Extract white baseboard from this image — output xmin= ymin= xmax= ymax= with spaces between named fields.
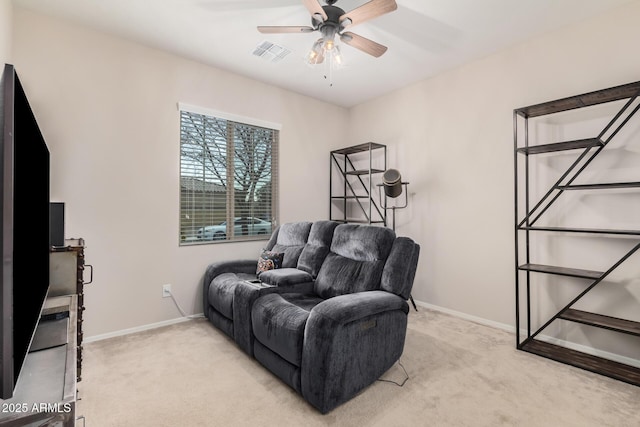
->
xmin=414 ymin=300 xmax=516 ymax=333
xmin=84 ymin=313 xmax=204 ymax=343
xmin=413 ymin=299 xmax=640 ymax=369
xmin=85 ymin=298 xmax=640 ymax=369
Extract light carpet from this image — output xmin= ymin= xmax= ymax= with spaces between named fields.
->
xmin=76 ymin=308 xmax=640 ymax=426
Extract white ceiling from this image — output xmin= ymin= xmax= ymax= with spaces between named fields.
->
xmin=15 ymin=0 xmax=637 ymax=108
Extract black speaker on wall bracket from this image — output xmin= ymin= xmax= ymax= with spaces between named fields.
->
xmin=50 ymin=202 xmax=65 ymax=247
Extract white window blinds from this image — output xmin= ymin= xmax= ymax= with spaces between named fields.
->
xmin=179 ymin=107 xmax=279 ymax=244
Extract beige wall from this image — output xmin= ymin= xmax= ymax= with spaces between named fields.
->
xmin=10 ymin=1 xmax=640 ymax=366
xmin=12 ymin=8 xmax=349 ymax=337
xmin=348 ymin=1 xmax=640 ymax=362
xmin=0 ymin=0 xmax=11 ymax=65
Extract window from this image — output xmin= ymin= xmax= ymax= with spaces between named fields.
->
xmin=179 ymin=105 xmax=279 ymax=244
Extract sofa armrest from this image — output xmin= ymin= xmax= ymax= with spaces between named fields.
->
xmin=202 ymin=259 xmax=258 ymax=313
xmin=301 ymin=291 xmax=409 ymax=413
xmin=310 ymin=290 xmax=409 ymax=324
xmin=203 ymin=259 xmax=257 ymax=286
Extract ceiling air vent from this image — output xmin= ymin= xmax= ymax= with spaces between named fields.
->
xmin=252 ymin=41 xmax=291 ymax=63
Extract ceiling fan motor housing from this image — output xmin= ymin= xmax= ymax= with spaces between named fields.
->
xmin=313 ymin=5 xmax=346 ymax=28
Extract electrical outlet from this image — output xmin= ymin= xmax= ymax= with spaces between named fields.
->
xmin=162 ymin=284 xmax=172 ymax=298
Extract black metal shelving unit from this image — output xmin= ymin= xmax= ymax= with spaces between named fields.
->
xmin=330 ymin=142 xmax=387 ymax=225
xmin=514 ymin=80 xmax=640 ymax=386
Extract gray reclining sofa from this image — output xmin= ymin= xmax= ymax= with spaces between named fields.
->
xmin=203 ymin=220 xmax=420 ymax=413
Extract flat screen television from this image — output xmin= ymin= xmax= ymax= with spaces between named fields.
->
xmin=0 ymin=64 xmax=51 ymax=399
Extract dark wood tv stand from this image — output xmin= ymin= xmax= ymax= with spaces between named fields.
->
xmin=0 ymin=295 xmax=77 ymax=426
xmin=50 ymin=238 xmax=91 ymax=382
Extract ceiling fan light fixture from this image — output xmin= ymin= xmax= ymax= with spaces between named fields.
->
xmin=332 ymin=45 xmax=343 ymax=66
xmin=306 ymin=38 xmax=325 ymax=65
xmin=323 ymin=38 xmax=335 ymax=50
xmin=306 ymin=35 xmax=345 ymax=69
xmin=306 ymin=21 xmax=341 ymax=66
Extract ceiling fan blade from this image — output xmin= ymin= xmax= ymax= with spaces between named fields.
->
xmin=257 ymin=26 xmax=315 ymax=34
xmin=340 ymin=32 xmax=388 ymax=57
xmin=340 ymin=0 xmax=397 ymax=28
xmin=302 ymin=0 xmax=328 ymax=22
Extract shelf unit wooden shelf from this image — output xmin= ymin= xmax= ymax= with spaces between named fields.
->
xmin=558 ymin=309 xmax=640 ymax=337
xmin=520 ymin=340 xmax=640 ymax=386
xmin=514 ymin=80 xmax=640 ymax=387
xmin=515 ymin=138 xmax=603 ymax=155
xmin=518 ymin=263 xmax=604 ymax=280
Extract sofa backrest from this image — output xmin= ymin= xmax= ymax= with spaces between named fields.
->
xmin=381 ymin=237 xmax=420 ymax=300
xmin=296 ymin=220 xmax=339 ymax=278
xmin=265 ymin=222 xmax=312 ymax=268
xmin=314 ymin=224 xmax=396 ymax=299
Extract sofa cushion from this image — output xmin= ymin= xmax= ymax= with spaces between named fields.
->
xmin=381 ymin=237 xmax=420 ymax=299
xmin=258 ymin=268 xmax=313 ymax=287
xmin=314 ymin=224 xmax=396 ymax=299
xmin=297 ymin=221 xmax=339 ymax=278
xmin=268 ymin=222 xmax=313 ymax=268
xmin=252 ymin=293 xmax=323 ymax=367
xmin=330 ymin=224 xmax=395 ymax=262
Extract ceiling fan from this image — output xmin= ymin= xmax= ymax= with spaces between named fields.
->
xmin=257 ymin=0 xmax=397 ymax=65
